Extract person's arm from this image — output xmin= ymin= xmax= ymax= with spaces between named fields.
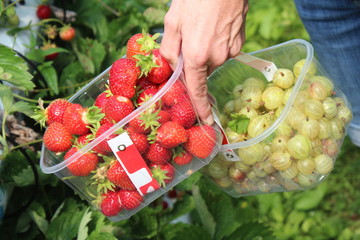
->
xmin=160 ymin=0 xmax=249 ymax=125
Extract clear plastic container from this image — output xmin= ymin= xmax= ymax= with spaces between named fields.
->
xmin=40 ymin=54 xmax=222 ymax=222
xmin=204 ymin=39 xmax=352 ymax=197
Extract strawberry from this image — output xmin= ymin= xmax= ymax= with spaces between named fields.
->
xmin=104 ymin=95 xmax=134 ymax=123
xmin=65 ymin=147 xmax=99 ymax=176
xmin=92 ymin=122 xmax=119 ymax=155
xmin=145 ymin=142 xmax=173 ymax=164
xmin=36 ymin=4 xmax=52 ymax=19
xmin=33 ymin=98 xmax=71 ymax=127
xmin=158 ymin=110 xmax=171 ymax=125
xmin=59 ymin=25 xmax=76 ymax=42
xmin=128 ymin=132 xmax=149 ymax=154
xmin=76 ymin=133 xmax=92 ymax=145
xmin=63 ymin=104 xmax=104 ymax=135
xmin=136 ymin=88 xmax=159 ymax=106
xmin=156 ymin=121 xmax=188 ymax=149
xmin=137 ymin=77 xmax=158 ymax=91
xmin=183 ymin=125 xmax=217 ymax=159
xmin=170 ymin=99 xmax=197 ymax=129
xmin=94 ymin=91 xmax=111 ymax=112
xmin=126 ymin=31 xmax=160 ymax=60
xmin=150 ymin=163 xmax=176 ymax=187
xmin=128 ymin=109 xmax=160 ymax=134
xmin=173 ymin=147 xmax=193 ymax=165
xmin=109 ymin=58 xmax=140 ymax=98
xmin=118 ymin=190 xmax=143 ymax=210
xmin=136 ymin=49 xmax=173 ymax=84
xmin=43 ymin=122 xmax=73 ymax=152
xmin=107 ymin=161 xmax=136 ymax=191
xmin=100 ymin=190 xmax=122 ymax=217
xmin=160 ymin=80 xmax=187 ymax=107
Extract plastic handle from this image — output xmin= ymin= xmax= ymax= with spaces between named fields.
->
xmin=235 ymin=52 xmax=278 ymax=81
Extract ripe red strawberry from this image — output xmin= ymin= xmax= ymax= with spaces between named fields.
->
xmin=118 ymin=190 xmax=143 ymax=210
xmin=94 ymin=91 xmax=111 ymax=112
xmin=137 ymin=77 xmax=158 ymax=91
xmin=150 ymin=163 xmax=176 ymax=187
xmin=109 ymin=58 xmax=140 ymax=98
xmin=100 ymin=191 xmax=122 ymax=217
xmin=33 ymin=98 xmax=71 ymax=127
xmin=128 ymin=109 xmax=161 ymax=134
xmin=36 ymin=4 xmax=52 ymax=19
xmin=160 ymin=80 xmax=187 ymax=107
xmin=76 ymin=133 xmax=92 ymax=145
xmin=170 ymin=99 xmax=197 ymax=129
xmin=65 ymin=147 xmax=99 ymax=176
xmin=107 ymin=161 xmax=136 ymax=191
xmin=126 ymin=31 xmax=160 ymax=60
xmin=147 ymin=49 xmax=173 ymax=84
xmin=158 ymin=110 xmax=171 ymax=125
xmin=43 ymin=122 xmax=73 ymax=152
xmin=92 ymin=122 xmax=118 ymax=155
xmin=156 ymin=121 xmax=188 ymax=149
xmin=183 ymin=125 xmax=217 ymax=159
xmin=145 ymin=142 xmax=173 ymax=164
xmin=63 ymin=104 xmax=103 ymax=135
xmin=136 ymin=88 xmax=159 ymax=106
xmin=104 ymin=95 xmax=134 ymax=123
xmin=128 ymin=132 xmax=149 ymax=154
xmin=173 ymin=148 xmax=193 ymax=165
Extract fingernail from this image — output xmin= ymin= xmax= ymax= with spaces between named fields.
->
xmin=204 ymin=114 xmax=214 ymax=126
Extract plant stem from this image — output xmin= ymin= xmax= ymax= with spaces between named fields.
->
xmin=10 ymin=138 xmax=43 ymax=151
xmin=1 ymin=112 xmax=9 ymax=156
xmin=12 ymin=93 xmax=45 ymax=104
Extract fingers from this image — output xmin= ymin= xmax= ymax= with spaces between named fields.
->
xmin=160 ymin=10 xmax=182 ymax=70
xmin=183 ymin=62 xmax=214 ymax=125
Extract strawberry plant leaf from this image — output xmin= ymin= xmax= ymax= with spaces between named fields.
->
xmin=26 ymin=202 xmax=49 ymax=236
xmin=8 ymin=101 xmax=34 ymax=118
xmin=192 ymin=185 xmax=216 ymax=238
xmin=0 ymin=83 xmax=14 ymax=113
xmin=170 ymin=224 xmax=212 ymax=240
xmin=0 ymin=45 xmax=34 ymax=91
xmin=127 ymin=207 xmax=158 ymax=239
xmin=224 ymin=221 xmax=275 ymax=240
xmin=77 ymin=208 xmax=92 ymax=240
xmin=159 ymin=194 xmax=195 ymax=225
xmin=38 ymin=62 xmax=59 ymax=95
xmin=227 ymin=114 xmax=250 ymax=134
xmin=88 ymin=231 xmax=117 ymax=240
xmin=294 ymin=182 xmax=328 ymax=210
xmin=12 ymin=165 xmax=35 ymax=187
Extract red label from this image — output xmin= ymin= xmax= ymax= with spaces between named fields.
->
xmin=107 ymin=132 xmax=160 ymax=195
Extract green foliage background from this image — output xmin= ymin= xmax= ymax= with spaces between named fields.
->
xmin=1 ymin=0 xmax=360 ymax=240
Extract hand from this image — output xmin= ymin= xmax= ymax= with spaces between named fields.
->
xmin=160 ymin=0 xmax=248 ymax=125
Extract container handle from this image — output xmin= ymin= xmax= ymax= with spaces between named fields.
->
xmin=235 ymin=52 xmax=277 ymax=81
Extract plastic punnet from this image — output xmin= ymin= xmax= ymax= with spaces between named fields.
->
xmin=40 ymin=52 xmax=222 ymax=222
xmin=204 ymin=39 xmax=352 ymax=197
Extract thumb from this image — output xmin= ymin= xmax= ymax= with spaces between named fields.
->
xmin=183 ymin=64 xmax=214 ymax=125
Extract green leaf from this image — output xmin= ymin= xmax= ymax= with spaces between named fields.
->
xmin=0 ymin=45 xmax=34 ymax=91
xmin=0 ymin=83 xmax=14 ymax=113
xmin=294 ymin=182 xmax=328 ymax=210
xmin=213 ymin=194 xmax=238 ymax=240
xmin=128 ymin=207 xmax=158 ymax=239
xmin=77 ymin=208 xmax=92 ymax=240
xmin=192 ymin=185 xmax=216 ymax=238
xmin=175 ymin=171 xmax=202 ymax=192
xmin=88 ymin=231 xmax=117 ymax=240
xmin=270 ymin=194 xmax=284 ymax=222
xmin=8 ymin=101 xmax=35 ymax=117
xmin=46 ymin=199 xmax=87 ymax=240
xmin=12 ymin=165 xmax=35 ymax=187
xmin=38 ymin=62 xmax=59 ymax=95
xmin=160 ymin=194 xmax=195 ymax=225
xmin=227 ymin=114 xmax=250 ymax=134
xmin=225 ymin=221 xmax=275 ymax=240
xmin=27 ymin=202 xmax=49 ymax=236
xmin=171 ymin=224 xmax=212 ymax=240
